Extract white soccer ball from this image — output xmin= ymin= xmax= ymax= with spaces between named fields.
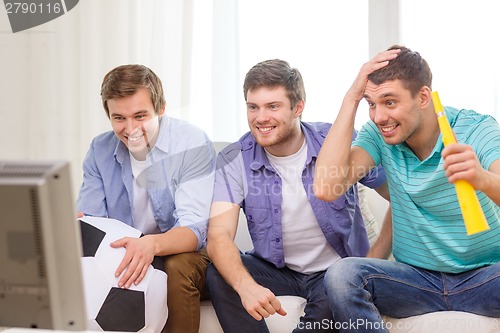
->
xmin=79 ymin=216 xmax=168 ymax=332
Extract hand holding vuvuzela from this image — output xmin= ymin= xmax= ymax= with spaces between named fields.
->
xmin=432 ymin=91 xmax=490 ymax=235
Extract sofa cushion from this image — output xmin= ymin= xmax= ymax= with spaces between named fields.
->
xmin=358 ymin=183 xmax=380 ymax=245
xmin=383 ymin=311 xmax=500 ymax=333
xmin=200 ymin=296 xmax=306 ymax=333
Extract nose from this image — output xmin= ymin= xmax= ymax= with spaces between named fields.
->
xmin=255 ymin=108 xmax=270 ymax=123
xmin=371 ymin=106 xmax=388 ymax=125
xmin=125 ymin=119 xmax=140 ymax=134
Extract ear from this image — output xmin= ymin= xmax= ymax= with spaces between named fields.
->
xmin=294 ymin=100 xmax=305 ymax=118
xmin=419 ymin=86 xmax=432 ymax=109
xmin=157 ymin=105 xmax=166 ymax=116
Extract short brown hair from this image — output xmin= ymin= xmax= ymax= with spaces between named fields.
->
xmin=243 ymin=59 xmax=306 ymax=109
xmin=368 ymin=45 xmax=432 ymax=97
xmin=100 ymin=64 xmax=166 ymax=118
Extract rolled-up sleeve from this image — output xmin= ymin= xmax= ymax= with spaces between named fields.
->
xmin=171 ymin=140 xmax=216 ymax=249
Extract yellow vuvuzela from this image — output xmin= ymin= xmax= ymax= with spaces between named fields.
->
xmin=432 ymin=91 xmax=489 ymax=235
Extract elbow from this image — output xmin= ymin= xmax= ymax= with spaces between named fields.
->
xmin=313 ymin=168 xmax=347 ymax=202
xmin=313 ymin=181 xmax=341 ymax=202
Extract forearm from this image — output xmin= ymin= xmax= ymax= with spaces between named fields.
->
xmin=148 ymin=226 xmax=198 ymax=256
xmin=478 ymin=161 xmax=500 ymax=207
xmin=366 ymin=204 xmax=392 ymax=259
xmin=206 ymin=234 xmax=256 ymax=293
xmin=314 ymin=96 xmax=360 ymax=201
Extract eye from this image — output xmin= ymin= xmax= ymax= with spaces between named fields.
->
xmin=366 ymin=101 xmax=375 ymax=108
xmin=112 ymin=115 xmax=124 ymax=121
xmin=247 ymin=104 xmax=258 ymax=111
xmin=269 ymin=104 xmax=279 ymax=110
xmin=386 ymin=100 xmax=396 ymax=107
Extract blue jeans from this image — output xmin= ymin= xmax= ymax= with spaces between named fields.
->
xmin=206 ymin=254 xmax=335 ymax=333
xmin=324 ymin=257 xmax=500 ymax=333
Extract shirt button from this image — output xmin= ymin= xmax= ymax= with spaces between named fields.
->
xmin=276 ymin=238 xmax=280 ymax=242
xmin=345 ymin=199 xmax=348 ymax=204
xmin=274 ymin=180 xmax=279 ymax=184
xmin=274 ymin=209 xmax=279 ymax=213
xmin=248 ymin=215 xmax=252 ymax=220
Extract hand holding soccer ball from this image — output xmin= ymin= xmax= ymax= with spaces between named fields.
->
xmin=79 ymin=216 xmax=168 ymax=332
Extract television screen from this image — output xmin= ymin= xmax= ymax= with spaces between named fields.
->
xmin=0 ymin=160 xmax=87 ymax=330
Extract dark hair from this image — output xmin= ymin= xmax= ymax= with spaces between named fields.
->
xmin=243 ymin=59 xmax=306 ymax=109
xmin=368 ymin=45 xmax=432 ymax=96
xmin=100 ymin=64 xmax=166 ymax=117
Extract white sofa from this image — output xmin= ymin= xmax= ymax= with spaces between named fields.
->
xmin=201 ymin=144 xmax=499 ymax=332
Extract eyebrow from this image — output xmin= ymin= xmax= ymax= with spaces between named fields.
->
xmin=363 ymin=92 xmax=397 ymax=100
xmin=110 ymin=110 xmax=149 ymax=117
xmin=246 ymin=101 xmax=282 ymax=106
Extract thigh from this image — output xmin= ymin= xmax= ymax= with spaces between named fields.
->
xmin=447 ymin=262 xmax=500 ymax=316
xmin=163 ymin=249 xmax=210 ymax=297
xmin=294 ymin=271 xmax=334 ymax=333
xmin=241 ymin=254 xmax=302 ymax=296
xmin=326 ymin=257 xmax=448 ymax=318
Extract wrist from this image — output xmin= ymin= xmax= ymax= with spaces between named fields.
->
xmin=232 ymin=272 xmax=256 ymax=295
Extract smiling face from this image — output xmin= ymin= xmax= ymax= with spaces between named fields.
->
xmin=246 ymin=86 xmax=304 ymax=156
xmin=364 ymin=79 xmax=426 ymax=147
xmin=108 ymin=88 xmax=164 ymax=160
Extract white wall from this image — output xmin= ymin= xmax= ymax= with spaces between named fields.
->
xmin=2 ymin=0 xmax=500 ymax=201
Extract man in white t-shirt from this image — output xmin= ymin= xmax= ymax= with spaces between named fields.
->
xmin=77 ymin=64 xmax=215 ymax=333
xmin=206 ymin=59 xmax=391 ymax=332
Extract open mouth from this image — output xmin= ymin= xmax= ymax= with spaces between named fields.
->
xmin=257 ymin=126 xmax=275 ymax=134
xmin=128 ymin=135 xmax=142 ymax=142
xmin=127 ymin=134 xmax=143 ymax=143
xmin=380 ymin=124 xmax=397 ymax=134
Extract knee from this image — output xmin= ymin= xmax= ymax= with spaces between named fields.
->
xmin=164 ymin=253 xmax=189 ymax=275
xmin=324 ymin=257 xmax=365 ymax=294
xmin=164 ymin=252 xmax=209 ymax=291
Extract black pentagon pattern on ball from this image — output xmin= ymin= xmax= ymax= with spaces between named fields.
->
xmin=151 ymin=255 xmax=165 ymax=271
xmin=79 ymin=219 xmax=106 ymax=257
xmin=95 ymin=287 xmax=145 ymax=332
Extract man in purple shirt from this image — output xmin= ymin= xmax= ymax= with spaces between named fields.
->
xmin=206 ymin=59 xmax=390 ymax=333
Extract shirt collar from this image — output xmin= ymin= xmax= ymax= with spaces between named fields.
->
xmin=393 ymin=106 xmax=458 ymax=157
xmin=242 ymin=122 xmax=324 ymax=171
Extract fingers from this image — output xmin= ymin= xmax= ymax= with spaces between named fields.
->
xmin=348 ymin=49 xmax=401 ymax=102
xmin=110 ymin=237 xmax=127 ymax=248
xmin=111 ymin=237 xmax=152 ymax=288
xmin=117 ymin=254 xmax=149 ymax=288
xmin=442 ymin=144 xmax=476 ymax=171
xmin=360 ymin=49 xmax=400 ymax=76
xmin=442 ymin=144 xmax=481 ymax=184
xmin=373 ymin=48 xmax=400 ymax=67
xmin=112 ymin=237 xmax=130 ymax=279
xmin=246 ymin=295 xmax=285 ymax=321
xmin=116 ymin=247 xmax=134 ymax=287
xmin=134 ymin=264 xmax=149 ymax=286
xmin=270 ymin=297 xmax=286 ymax=316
